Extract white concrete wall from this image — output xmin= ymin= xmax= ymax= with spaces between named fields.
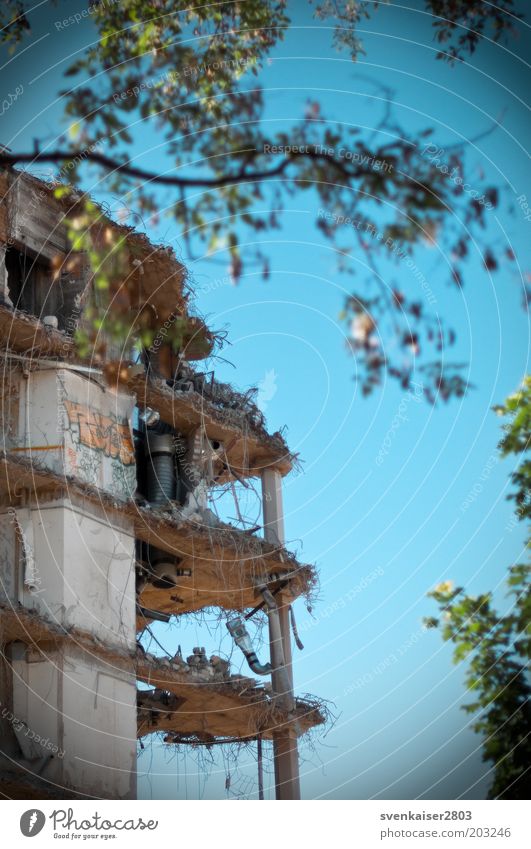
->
xmin=10 ymin=646 xmax=137 ymax=799
xmin=1 ymin=362 xmax=139 ymax=797
xmin=7 ymin=365 xmax=136 ymax=501
xmin=0 ymin=511 xmax=18 ymax=603
xmin=4 ymin=496 xmax=137 ymax=798
xmin=62 ymin=653 xmax=137 ymax=799
xmin=11 ymin=643 xmax=61 ymax=765
xmin=12 ymin=500 xmax=136 ymax=651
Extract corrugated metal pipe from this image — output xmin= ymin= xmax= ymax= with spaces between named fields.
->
xmin=145 ymin=432 xmax=176 ymax=505
xmin=226 ymin=616 xmax=272 ymax=676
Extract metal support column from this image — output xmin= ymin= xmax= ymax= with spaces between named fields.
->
xmin=261 ymin=468 xmax=301 ymax=800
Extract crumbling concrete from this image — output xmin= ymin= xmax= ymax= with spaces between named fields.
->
xmin=0 ymin=166 xmax=323 ymax=801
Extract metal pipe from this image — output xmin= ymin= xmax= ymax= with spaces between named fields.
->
xmin=145 ymin=432 xmax=176 ymax=505
xmin=136 ymin=605 xmax=171 ymax=624
xmin=257 ymin=736 xmax=264 ymax=800
xmin=226 ymin=616 xmax=272 ymax=676
xmin=244 ymin=581 xmax=288 ymax=621
xmin=147 ymin=546 xmax=191 ymax=588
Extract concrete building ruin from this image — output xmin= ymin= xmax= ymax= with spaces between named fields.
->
xmin=0 ymin=166 xmax=324 ymax=800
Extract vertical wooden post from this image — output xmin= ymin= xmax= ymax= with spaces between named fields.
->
xmin=261 ymin=468 xmax=301 ymax=801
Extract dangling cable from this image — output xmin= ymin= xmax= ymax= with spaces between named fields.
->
xmin=289 ymin=604 xmax=304 ymax=650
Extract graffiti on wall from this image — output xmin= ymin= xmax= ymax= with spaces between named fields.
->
xmin=63 ymin=400 xmax=135 ymax=466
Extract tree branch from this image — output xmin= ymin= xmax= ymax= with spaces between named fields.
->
xmin=0 ymin=146 xmax=361 ymax=189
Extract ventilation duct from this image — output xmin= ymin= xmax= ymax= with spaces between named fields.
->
xmin=145 ymin=432 xmax=176 ymax=505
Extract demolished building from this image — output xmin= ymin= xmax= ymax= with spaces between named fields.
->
xmin=0 ymin=166 xmax=324 ymax=800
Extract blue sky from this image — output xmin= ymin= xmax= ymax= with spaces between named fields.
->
xmin=1 ymin=0 xmax=530 ymax=800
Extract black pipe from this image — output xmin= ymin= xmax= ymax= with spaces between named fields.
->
xmin=136 ymin=605 xmax=172 ymax=623
xmin=244 ymin=581 xmax=288 ymax=620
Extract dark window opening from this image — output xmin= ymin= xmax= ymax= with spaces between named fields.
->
xmin=5 ymin=246 xmax=53 ymax=318
xmin=5 ymin=246 xmax=87 ymax=333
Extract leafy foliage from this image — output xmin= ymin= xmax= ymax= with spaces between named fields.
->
xmin=0 ymin=0 xmax=521 ymax=397
xmin=494 ymin=375 xmax=531 ymax=522
xmin=426 ymin=378 xmax=531 ymax=798
xmin=310 ymin=1 xmax=520 ymax=63
xmin=0 ymin=0 xmax=32 ymax=49
xmin=428 ymin=0 xmax=520 ymax=63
